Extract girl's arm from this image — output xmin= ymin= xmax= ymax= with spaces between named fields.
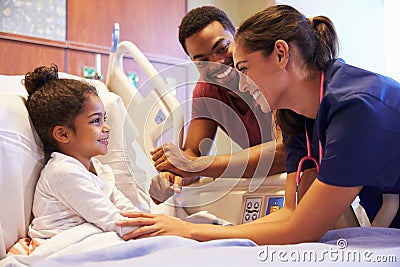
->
xmin=111 ymin=186 xmax=141 ymax=212
xmin=50 ymin=168 xmax=138 ymax=237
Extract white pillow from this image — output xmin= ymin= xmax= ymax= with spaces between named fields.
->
xmin=0 ymin=93 xmax=44 ymax=260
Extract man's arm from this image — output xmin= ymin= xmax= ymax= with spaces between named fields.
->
xmin=182 ymin=117 xmax=218 ymax=157
xmin=152 ymin=139 xmax=284 ymax=179
xmin=151 ymin=116 xmax=286 ymax=180
xmin=148 ymin=117 xmax=218 ymax=197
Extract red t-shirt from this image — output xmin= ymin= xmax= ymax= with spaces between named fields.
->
xmin=191 ymin=82 xmax=273 ymax=148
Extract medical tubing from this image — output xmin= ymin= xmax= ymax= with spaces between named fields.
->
xmin=319 ymin=72 xmax=324 ymax=165
xmin=295 ymin=72 xmax=325 ymax=188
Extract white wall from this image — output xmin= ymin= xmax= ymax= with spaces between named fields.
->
xmin=384 ymin=0 xmax=400 ymax=82
xmin=276 ymin=0 xmax=385 ymax=75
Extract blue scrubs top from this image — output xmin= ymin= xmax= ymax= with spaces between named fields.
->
xmin=285 ymin=59 xmax=400 ymax=227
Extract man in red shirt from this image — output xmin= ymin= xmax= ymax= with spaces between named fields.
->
xmin=149 ymin=6 xmax=286 ymax=203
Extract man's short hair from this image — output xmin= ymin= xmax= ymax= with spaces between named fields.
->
xmin=178 ymin=6 xmax=235 ymax=55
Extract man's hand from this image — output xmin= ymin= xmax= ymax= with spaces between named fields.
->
xmin=151 ymin=143 xmax=213 ymax=177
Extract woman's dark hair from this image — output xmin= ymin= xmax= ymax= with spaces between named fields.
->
xmin=235 ymin=5 xmax=339 ymax=144
xmin=24 ymin=64 xmax=98 ymax=156
xmin=179 ymin=6 xmax=235 ymax=55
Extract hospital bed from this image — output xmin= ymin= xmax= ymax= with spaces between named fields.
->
xmin=1 ymin=32 xmax=400 ymax=267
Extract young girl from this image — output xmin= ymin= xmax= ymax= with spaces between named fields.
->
xmin=25 ymin=64 xmax=140 ymax=239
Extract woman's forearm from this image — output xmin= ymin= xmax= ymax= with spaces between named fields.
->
xmin=189 ymin=217 xmax=301 ymax=245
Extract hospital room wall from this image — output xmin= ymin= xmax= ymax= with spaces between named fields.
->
xmin=275 ymin=0 xmax=386 ymax=77
xmin=0 ymin=0 xmax=187 ymax=89
xmin=187 ymin=0 xmax=269 ymax=26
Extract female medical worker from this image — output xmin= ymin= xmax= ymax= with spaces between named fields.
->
xmin=117 ymin=5 xmax=400 ymax=245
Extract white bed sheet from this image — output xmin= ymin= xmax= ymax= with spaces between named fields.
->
xmin=1 ymin=226 xmax=399 ymax=267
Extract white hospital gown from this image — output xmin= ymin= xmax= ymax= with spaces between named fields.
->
xmin=28 ymin=152 xmax=140 ymax=239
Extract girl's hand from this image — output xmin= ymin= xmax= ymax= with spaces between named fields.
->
xmin=149 ymin=172 xmax=182 ymax=204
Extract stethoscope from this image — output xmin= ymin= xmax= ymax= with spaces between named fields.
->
xmin=295 ymin=72 xmax=325 ymax=206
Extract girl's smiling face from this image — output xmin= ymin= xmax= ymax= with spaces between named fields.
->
xmin=60 ymin=94 xmax=110 ymax=166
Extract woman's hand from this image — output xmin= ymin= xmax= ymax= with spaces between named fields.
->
xmin=151 ymin=143 xmax=213 ymax=177
xmin=116 ymin=212 xmax=192 ymax=240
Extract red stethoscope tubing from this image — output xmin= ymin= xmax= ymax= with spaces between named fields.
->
xmin=295 ymin=72 xmax=325 ymax=205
